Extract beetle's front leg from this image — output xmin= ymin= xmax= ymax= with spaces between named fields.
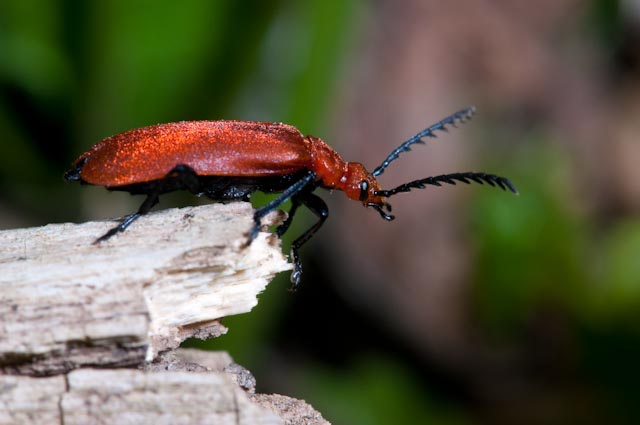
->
xmin=287 ymin=192 xmax=328 ymax=289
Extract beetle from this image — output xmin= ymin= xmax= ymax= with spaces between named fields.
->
xmin=64 ymin=107 xmax=517 ymax=287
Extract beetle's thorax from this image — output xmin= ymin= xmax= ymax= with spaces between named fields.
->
xmin=305 ymin=136 xmax=384 ymax=204
xmin=305 ymin=136 xmax=346 ymax=186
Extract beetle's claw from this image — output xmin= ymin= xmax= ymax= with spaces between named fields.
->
xmin=288 ymin=250 xmax=303 ymax=291
xmin=289 ymin=269 xmax=302 ymax=291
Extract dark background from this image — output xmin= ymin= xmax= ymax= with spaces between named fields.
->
xmin=2 ymin=1 xmax=640 ymax=424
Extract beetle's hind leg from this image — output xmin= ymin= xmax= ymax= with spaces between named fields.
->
xmin=94 ymin=164 xmax=201 ymax=243
xmin=94 ymin=193 xmax=159 ymax=243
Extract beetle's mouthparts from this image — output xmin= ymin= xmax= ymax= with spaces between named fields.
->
xmin=369 ymin=203 xmax=394 ymax=221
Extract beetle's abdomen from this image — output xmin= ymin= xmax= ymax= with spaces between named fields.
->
xmin=73 ymin=121 xmax=313 ymax=187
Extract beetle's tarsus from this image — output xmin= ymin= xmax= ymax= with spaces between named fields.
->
xmin=94 ymin=182 xmax=166 ymax=243
xmin=289 ymin=257 xmax=302 ymax=291
xmin=94 ymin=227 xmax=118 ymax=244
xmin=94 ymin=212 xmax=143 ymax=244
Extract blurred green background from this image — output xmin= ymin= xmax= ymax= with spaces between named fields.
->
xmin=2 ymin=1 xmax=640 ymax=424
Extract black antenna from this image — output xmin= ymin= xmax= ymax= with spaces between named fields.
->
xmin=372 ymin=106 xmax=476 ymax=177
xmin=375 ymin=172 xmax=518 ymax=198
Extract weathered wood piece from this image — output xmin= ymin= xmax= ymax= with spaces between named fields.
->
xmin=0 ymin=366 xmax=281 ymax=425
xmin=0 ymin=202 xmax=291 ymax=375
xmin=0 ymin=349 xmax=329 ymax=424
xmin=0 ymin=204 xmax=328 ymax=424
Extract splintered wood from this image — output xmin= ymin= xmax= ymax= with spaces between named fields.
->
xmin=0 ymin=202 xmax=291 ymax=374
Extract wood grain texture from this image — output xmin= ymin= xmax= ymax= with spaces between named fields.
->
xmin=0 ymin=374 xmax=65 ymax=424
xmin=62 ymin=368 xmax=281 ymax=425
xmin=0 ymin=202 xmax=291 ymax=375
xmin=0 ymin=350 xmax=329 ymax=425
xmin=0 ymin=367 xmax=282 ymax=425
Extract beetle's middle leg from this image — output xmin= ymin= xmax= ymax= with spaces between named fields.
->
xmin=275 ymin=197 xmax=301 ymax=238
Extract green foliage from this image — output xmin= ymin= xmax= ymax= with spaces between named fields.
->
xmin=587 ymin=0 xmax=622 ymax=47
xmin=592 ymin=220 xmax=640 ymax=318
xmin=295 ymin=355 xmax=470 ymax=425
xmin=472 ymin=142 xmax=640 ymax=331
xmin=470 ymin=140 xmax=640 ymax=420
xmin=471 ymin=145 xmax=589 ymax=336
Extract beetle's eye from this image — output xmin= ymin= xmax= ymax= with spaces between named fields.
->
xmin=359 ymin=180 xmax=369 ymax=201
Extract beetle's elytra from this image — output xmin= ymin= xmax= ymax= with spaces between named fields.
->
xmin=65 ymin=107 xmax=517 ymax=287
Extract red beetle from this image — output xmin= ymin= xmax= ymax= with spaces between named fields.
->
xmin=65 ymin=107 xmax=516 ymax=286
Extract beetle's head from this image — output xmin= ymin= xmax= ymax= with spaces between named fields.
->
xmin=342 ymin=162 xmax=394 ymax=221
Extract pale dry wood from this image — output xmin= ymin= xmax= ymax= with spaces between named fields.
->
xmin=0 ymin=374 xmax=65 ymax=424
xmin=0 ymin=367 xmax=281 ymax=425
xmin=0 ymin=349 xmax=329 ymax=425
xmin=145 ymin=348 xmax=257 ymax=393
xmin=251 ymin=394 xmax=331 ymax=425
xmin=0 ymin=349 xmax=328 ymax=425
xmin=0 ymin=202 xmax=292 ymax=375
xmin=63 ymin=369 xmax=282 ymax=425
